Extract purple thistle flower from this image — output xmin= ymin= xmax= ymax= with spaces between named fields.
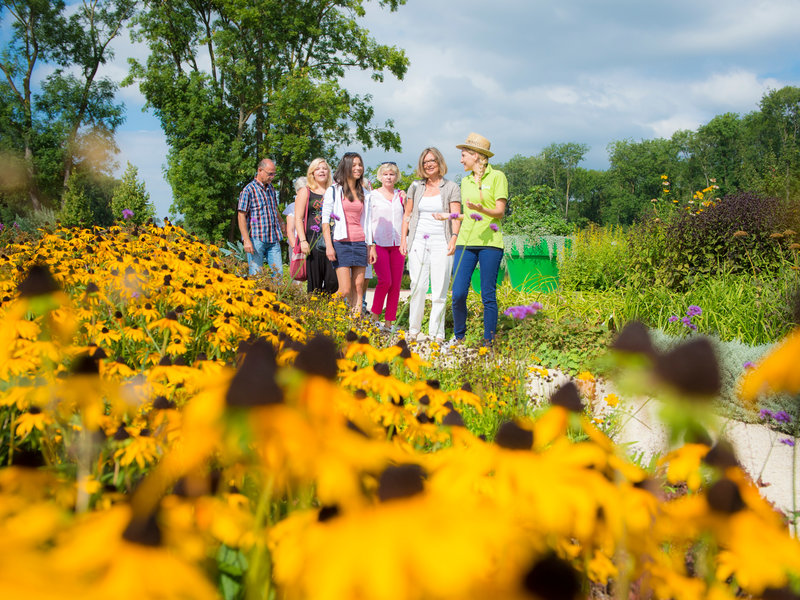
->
xmin=310 ymin=225 xmax=320 ymax=232
xmin=449 ymin=213 xmax=460 ymax=219
xmin=743 ymin=361 xmax=755 ymax=369
xmin=760 ymin=409 xmax=774 ymax=421
xmin=668 ymin=315 xmax=679 ymax=323
xmin=122 ymin=209 xmax=134 ymax=220
xmin=773 ymin=410 xmax=792 ymax=424
xmin=489 ymin=223 xmax=499 ymax=232
xmin=469 ymin=213 xmax=483 ymax=221
xmin=780 ymin=438 xmax=795 ymax=447
xmin=504 ymin=302 xmax=543 ymax=320
xmin=686 ymin=305 xmax=703 ymax=317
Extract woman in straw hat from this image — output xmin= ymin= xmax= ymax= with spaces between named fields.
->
xmin=447 ymin=132 xmax=508 ymax=348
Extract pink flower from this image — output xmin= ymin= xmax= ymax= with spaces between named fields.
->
xmin=469 ymin=213 xmax=483 ymax=221
xmin=490 ymin=223 xmax=499 ymax=232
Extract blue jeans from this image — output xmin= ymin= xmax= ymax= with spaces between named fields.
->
xmin=247 ymin=239 xmax=283 ymax=277
xmin=451 ymin=246 xmax=503 ymax=341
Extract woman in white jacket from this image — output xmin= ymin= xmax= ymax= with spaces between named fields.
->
xmin=321 ymin=152 xmax=373 ymax=316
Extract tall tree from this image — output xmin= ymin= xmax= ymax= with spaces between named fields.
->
xmin=126 ymin=0 xmax=409 ymax=240
xmin=0 ymin=0 xmax=66 ymax=209
xmin=540 ymin=142 xmax=589 ymax=219
xmin=751 ymin=86 xmax=800 ymax=202
xmin=0 ymin=0 xmax=133 ymax=211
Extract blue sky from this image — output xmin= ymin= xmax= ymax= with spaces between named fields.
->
xmin=7 ymin=0 xmax=800 ymax=217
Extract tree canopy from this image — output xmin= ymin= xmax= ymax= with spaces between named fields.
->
xmin=0 ymin=0 xmax=134 ymax=216
xmin=125 ymin=0 xmax=409 ymax=240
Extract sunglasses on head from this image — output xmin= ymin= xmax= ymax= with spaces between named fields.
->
xmin=382 ymin=161 xmax=397 ymax=167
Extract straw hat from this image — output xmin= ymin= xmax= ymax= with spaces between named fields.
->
xmin=456 ymin=132 xmax=494 ymax=158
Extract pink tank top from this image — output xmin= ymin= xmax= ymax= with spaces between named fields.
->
xmin=342 ymin=198 xmax=365 ymax=242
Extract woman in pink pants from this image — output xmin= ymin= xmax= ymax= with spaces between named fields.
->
xmin=367 ymin=162 xmax=406 ymax=332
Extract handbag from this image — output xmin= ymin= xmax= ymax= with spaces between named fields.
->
xmin=289 ymin=189 xmax=311 ymax=281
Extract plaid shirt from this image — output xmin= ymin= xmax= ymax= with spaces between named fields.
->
xmin=237 ymin=178 xmax=283 ymax=242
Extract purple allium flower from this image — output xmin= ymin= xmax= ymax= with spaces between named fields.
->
xmin=331 ymin=214 xmax=341 ymax=221
xmin=310 ymin=225 xmax=320 ymax=232
xmin=743 ymin=361 xmax=755 ymax=369
xmin=122 ymin=209 xmax=134 ymax=220
xmin=686 ymin=305 xmax=703 ymax=317
xmin=773 ymin=410 xmax=792 ymax=424
xmin=469 ymin=213 xmax=483 ymax=221
xmin=760 ymin=409 xmax=774 ymax=421
xmin=490 ymin=223 xmax=499 ymax=232
xmin=449 ymin=213 xmax=460 ymax=219
xmin=668 ymin=315 xmax=679 ymax=323
xmin=423 ymin=234 xmax=430 ymax=240
xmin=780 ymin=438 xmax=795 ymax=447
xmin=504 ymin=302 xmax=543 ymax=319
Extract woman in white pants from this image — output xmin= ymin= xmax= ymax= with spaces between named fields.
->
xmin=399 ymin=147 xmax=461 ymax=342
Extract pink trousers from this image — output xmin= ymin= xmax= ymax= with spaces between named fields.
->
xmin=370 ymin=245 xmax=405 ymax=321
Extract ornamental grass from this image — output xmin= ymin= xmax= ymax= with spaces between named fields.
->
xmin=0 ymin=221 xmax=799 ymax=600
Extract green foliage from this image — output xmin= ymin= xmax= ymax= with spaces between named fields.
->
xmin=504 ymin=185 xmax=570 ymax=239
xmin=627 ymin=192 xmax=799 ymax=291
xmin=59 ymin=173 xmax=93 ymax=227
xmin=558 ymin=225 xmax=630 ymax=291
xmin=111 ymin=162 xmax=155 ymax=224
xmin=0 ymin=0 xmax=133 ymax=211
xmin=127 ymin=0 xmax=410 ymax=240
xmin=620 ymin=269 xmax=798 ymax=346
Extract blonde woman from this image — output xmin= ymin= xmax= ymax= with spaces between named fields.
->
xmin=321 ymin=152 xmax=372 ymax=315
xmin=367 ymin=162 xmax=406 ymax=331
xmin=295 ymin=158 xmax=338 ymax=293
xmin=449 ymin=133 xmax=508 ymax=347
xmin=399 ymin=147 xmax=461 ymax=342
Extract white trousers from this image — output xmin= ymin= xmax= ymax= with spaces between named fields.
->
xmin=407 ymin=236 xmax=452 ymax=340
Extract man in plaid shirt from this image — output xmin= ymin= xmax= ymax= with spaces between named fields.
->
xmin=237 ymin=158 xmax=286 ymax=276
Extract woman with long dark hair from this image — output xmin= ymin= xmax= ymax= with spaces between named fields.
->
xmin=321 ymin=152 xmax=372 ymax=316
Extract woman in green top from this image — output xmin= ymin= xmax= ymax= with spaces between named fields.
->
xmin=449 ymin=133 xmax=508 ymax=346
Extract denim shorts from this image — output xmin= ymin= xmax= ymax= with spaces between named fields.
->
xmin=332 ymin=241 xmax=368 ymax=268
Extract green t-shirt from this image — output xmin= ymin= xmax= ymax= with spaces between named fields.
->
xmin=456 ymin=164 xmax=508 ymax=248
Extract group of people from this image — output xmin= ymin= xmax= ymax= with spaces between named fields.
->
xmin=236 ymin=132 xmax=508 ymax=347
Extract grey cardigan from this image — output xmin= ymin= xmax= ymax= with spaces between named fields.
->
xmin=405 ymin=178 xmax=461 ymax=251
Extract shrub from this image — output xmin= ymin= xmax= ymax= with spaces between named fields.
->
xmin=504 ymin=185 xmax=571 ymax=239
xmin=59 ymin=173 xmax=94 ymax=227
xmin=558 ymin=225 xmax=631 ymax=291
xmin=628 ymin=191 xmax=800 ymax=291
xmin=111 ymin=162 xmax=155 ymax=225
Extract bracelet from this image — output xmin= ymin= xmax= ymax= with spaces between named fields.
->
xmin=299 ymin=239 xmax=308 ymax=243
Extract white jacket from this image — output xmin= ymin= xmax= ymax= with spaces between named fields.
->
xmin=321 ymin=183 xmax=373 ymax=244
